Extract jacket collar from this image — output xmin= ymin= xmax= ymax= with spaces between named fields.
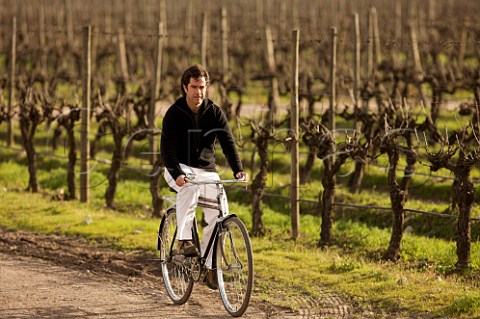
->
xmin=175 ymin=96 xmax=213 ymax=115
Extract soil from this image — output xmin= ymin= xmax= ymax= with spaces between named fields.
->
xmin=0 ymin=228 xmax=416 ymax=319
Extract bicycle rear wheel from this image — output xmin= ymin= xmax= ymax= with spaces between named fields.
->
xmin=159 ymin=208 xmax=194 ymax=304
xmin=216 ymin=216 xmax=254 ymax=317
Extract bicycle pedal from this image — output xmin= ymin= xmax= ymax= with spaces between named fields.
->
xmin=183 ymin=246 xmax=199 ymax=257
xmin=172 ymin=254 xmax=191 ymax=266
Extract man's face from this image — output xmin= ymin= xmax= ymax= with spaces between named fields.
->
xmin=184 ymin=76 xmax=207 ymax=109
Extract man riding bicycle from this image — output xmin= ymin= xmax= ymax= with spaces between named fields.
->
xmin=160 ymin=64 xmax=248 ymax=289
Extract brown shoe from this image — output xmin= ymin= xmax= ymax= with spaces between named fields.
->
xmin=204 ymin=269 xmax=218 ymax=290
xmin=179 ymin=240 xmax=199 ymax=257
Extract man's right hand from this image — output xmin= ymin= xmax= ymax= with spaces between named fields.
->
xmin=176 ymin=174 xmax=186 ymax=187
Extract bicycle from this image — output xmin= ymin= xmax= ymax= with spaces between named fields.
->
xmin=157 ymin=174 xmax=254 ymax=317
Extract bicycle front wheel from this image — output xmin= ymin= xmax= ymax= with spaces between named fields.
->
xmin=216 ymin=216 xmax=254 ymax=317
xmin=159 ymin=208 xmax=194 ymax=304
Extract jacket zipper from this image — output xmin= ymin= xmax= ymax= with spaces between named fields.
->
xmin=175 ymin=101 xmax=212 ymax=156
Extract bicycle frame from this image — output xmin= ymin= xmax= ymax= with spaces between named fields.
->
xmin=158 ymin=175 xmax=253 ymax=317
xmin=158 ymin=176 xmax=245 ymax=273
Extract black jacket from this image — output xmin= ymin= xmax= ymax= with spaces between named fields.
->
xmin=160 ymin=96 xmax=243 ymax=180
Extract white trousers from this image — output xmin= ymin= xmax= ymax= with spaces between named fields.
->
xmin=164 ymin=164 xmax=224 ymax=268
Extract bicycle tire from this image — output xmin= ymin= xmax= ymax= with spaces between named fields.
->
xmin=216 ymin=216 xmax=254 ymax=317
xmin=159 ymin=208 xmax=194 ymax=304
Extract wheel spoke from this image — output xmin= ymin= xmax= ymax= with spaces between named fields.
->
xmin=217 ymin=217 xmax=253 ymax=317
xmin=159 ymin=209 xmax=194 ymax=304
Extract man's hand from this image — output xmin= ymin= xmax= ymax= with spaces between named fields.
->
xmin=176 ymin=174 xmax=186 ymax=187
xmin=235 ymin=171 xmax=249 ymax=182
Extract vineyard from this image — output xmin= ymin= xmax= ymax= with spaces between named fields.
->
xmin=1 ymin=0 xmax=480 ymax=311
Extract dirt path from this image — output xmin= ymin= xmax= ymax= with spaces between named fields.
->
xmin=0 ymin=229 xmax=313 ymax=319
xmin=0 ymin=228 xmax=420 ymax=319
xmin=1 ymin=252 xmax=169 ymax=319
xmin=1 ymin=252 xmax=296 ymax=319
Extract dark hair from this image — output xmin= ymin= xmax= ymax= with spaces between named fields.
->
xmin=180 ymin=64 xmax=210 ymax=95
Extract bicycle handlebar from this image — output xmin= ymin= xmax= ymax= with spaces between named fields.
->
xmin=184 ymin=175 xmax=247 ymax=186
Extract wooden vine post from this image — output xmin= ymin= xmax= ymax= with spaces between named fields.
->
xmin=64 ymin=0 xmax=74 ymax=48
xmin=329 ymin=27 xmax=337 ymax=137
xmin=221 ymin=7 xmax=229 ymax=82
xmin=159 ymin=0 xmax=168 ymax=43
xmin=117 ymin=30 xmax=129 ymax=85
xmin=103 ymin=1 xmax=112 ymax=36
xmin=117 ymin=29 xmax=130 ymax=133
xmin=290 ymin=29 xmax=300 ymax=240
xmin=7 ymin=16 xmax=16 ymax=147
xmin=38 ymin=6 xmax=47 ymax=80
xmin=149 ymin=22 xmax=165 ymax=217
xmin=371 ymin=7 xmax=382 ymax=66
xmin=409 ymin=19 xmax=430 ymax=110
xmin=367 ymin=10 xmax=373 ymax=79
xmin=395 ymin=0 xmax=402 ymax=41
xmin=218 ymin=7 xmax=233 ymax=120
xmin=265 ymin=25 xmax=279 ymax=122
xmin=80 ymin=25 xmax=92 ymax=203
xmin=353 ymin=13 xmax=361 ymax=125
xmin=149 ymin=22 xmax=164 ymax=165
xmin=201 ymin=12 xmax=208 ymax=66
xmin=184 ymin=0 xmax=192 ymax=37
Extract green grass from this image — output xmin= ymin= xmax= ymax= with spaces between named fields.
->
xmin=0 ymin=191 xmax=157 ymax=250
xmin=1 ymin=113 xmax=480 ymax=318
